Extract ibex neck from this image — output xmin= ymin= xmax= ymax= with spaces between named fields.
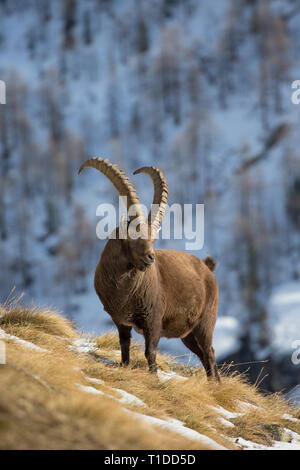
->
xmin=100 ymin=240 xmax=143 ymax=285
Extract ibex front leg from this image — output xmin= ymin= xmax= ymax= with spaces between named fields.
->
xmin=143 ymin=320 xmax=161 ymax=373
xmin=117 ymin=324 xmax=132 ymax=366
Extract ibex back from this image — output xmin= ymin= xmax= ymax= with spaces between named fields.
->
xmin=79 ymin=158 xmax=220 ymax=381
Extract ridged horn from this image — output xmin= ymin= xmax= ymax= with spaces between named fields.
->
xmin=78 ymin=158 xmax=145 ymax=222
xmin=133 ymin=166 xmax=168 ymax=233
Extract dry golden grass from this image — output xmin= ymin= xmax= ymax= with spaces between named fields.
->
xmin=0 ymin=306 xmax=206 ymax=450
xmin=0 ymin=304 xmax=299 ymax=450
xmin=0 ymin=304 xmax=77 ymax=339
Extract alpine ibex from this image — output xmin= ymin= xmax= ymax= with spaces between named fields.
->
xmin=79 ymin=158 xmax=220 ymax=380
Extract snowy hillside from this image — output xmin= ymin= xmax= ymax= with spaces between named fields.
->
xmin=0 ymin=0 xmax=300 ymax=392
xmin=0 ymin=304 xmax=300 ymax=450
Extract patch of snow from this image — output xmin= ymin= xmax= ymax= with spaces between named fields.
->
xmin=69 ymin=337 xmax=98 ymax=354
xmin=0 ymin=328 xmax=48 ymax=353
xmin=209 ymin=405 xmax=241 ymax=420
xmin=240 ymin=437 xmax=300 ymax=450
xmin=237 ymin=401 xmax=259 ymax=412
xmin=157 ymin=370 xmax=188 ymax=383
xmin=77 ymin=384 xmax=106 ymax=396
xmin=77 ymin=380 xmax=225 ymax=448
xmin=165 ymin=416 xmax=186 ymax=427
xmin=127 ymin=410 xmax=226 ymax=450
xmin=79 ymin=380 xmax=146 ymax=408
xmin=231 ymin=437 xmax=271 ymax=450
xmin=283 ymin=428 xmax=300 ymax=440
xmin=269 ymin=441 xmax=300 ymax=450
xmin=86 ymin=377 xmax=105 ymax=385
xmin=282 ymin=413 xmax=299 ymax=423
xmin=114 ymin=388 xmax=147 ymax=408
xmin=229 ymin=429 xmax=300 ymax=450
xmin=76 ymin=381 xmax=300 ymax=450
xmin=217 ymin=417 xmax=235 ymax=428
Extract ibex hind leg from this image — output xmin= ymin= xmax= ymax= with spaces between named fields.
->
xmin=181 ymin=332 xmax=205 ymax=365
xmin=192 ymin=321 xmax=220 ymax=382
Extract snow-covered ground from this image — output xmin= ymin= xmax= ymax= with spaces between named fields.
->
xmin=63 ymin=335 xmax=300 ymax=449
xmin=2 ymin=319 xmax=300 ymax=449
xmin=0 ymin=328 xmax=48 ymax=353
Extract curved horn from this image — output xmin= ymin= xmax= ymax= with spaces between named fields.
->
xmin=133 ymin=166 xmax=168 ymax=233
xmin=78 ymin=158 xmax=145 ymax=222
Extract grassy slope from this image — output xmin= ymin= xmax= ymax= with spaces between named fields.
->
xmin=0 ymin=304 xmax=299 ymax=450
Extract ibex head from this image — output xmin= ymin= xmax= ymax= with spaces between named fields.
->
xmin=78 ymin=158 xmax=168 ymax=272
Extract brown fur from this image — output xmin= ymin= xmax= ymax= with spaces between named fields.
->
xmin=94 ymin=233 xmax=220 ymax=381
xmin=204 ymin=256 xmax=217 ymax=272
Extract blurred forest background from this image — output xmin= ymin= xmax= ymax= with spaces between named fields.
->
xmin=0 ymin=0 xmax=300 ymax=392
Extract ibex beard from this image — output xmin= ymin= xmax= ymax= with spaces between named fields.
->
xmin=79 ymin=158 xmax=220 ymax=381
